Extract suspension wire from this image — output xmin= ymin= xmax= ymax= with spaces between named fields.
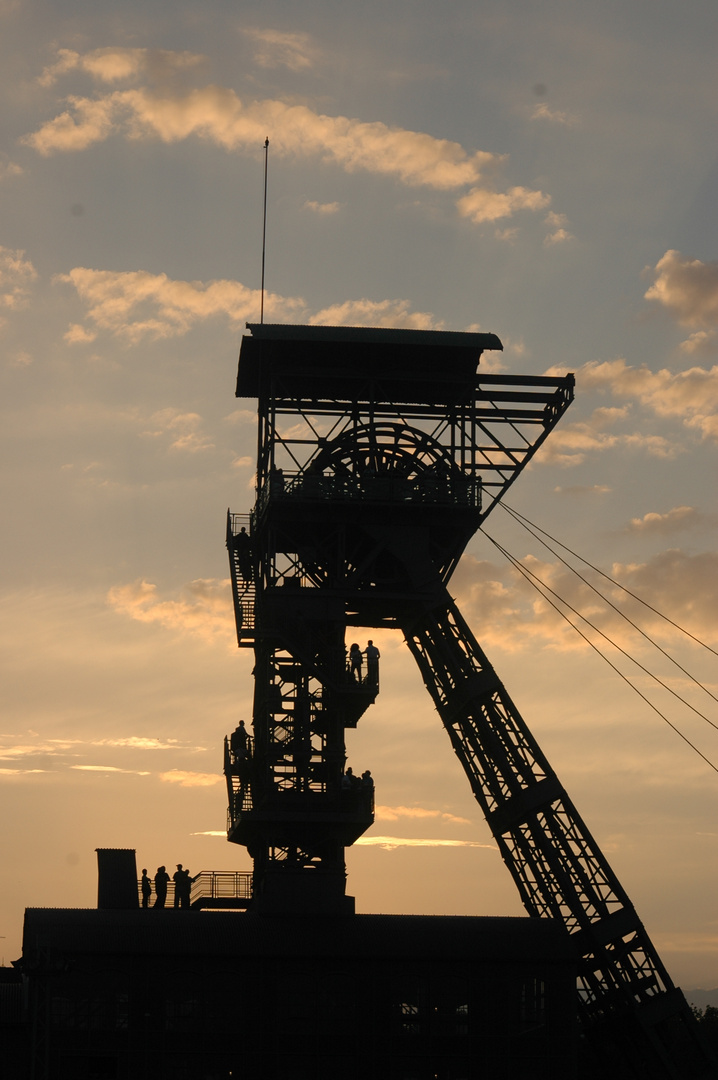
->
xmin=480 ymin=530 xmax=718 ymax=775
xmin=500 ymin=502 xmax=718 ymax=661
xmin=481 ymin=529 xmax=718 ymax=731
xmin=496 ymin=504 xmax=718 ymax=707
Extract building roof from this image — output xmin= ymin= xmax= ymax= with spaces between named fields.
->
xmin=235 ymin=323 xmax=503 ymax=404
xmin=22 ymin=909 xmax=574 ymax=964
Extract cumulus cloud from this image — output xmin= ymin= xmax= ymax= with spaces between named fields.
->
xmin=24 ymin=86 xmax=501 ymax=192
xmin=574 ymin=358 xmax=718 ymax=443
xmin=309 ymin=297 xmax=442 ymax=329
xmin=531 ymin=102 xmax=579 ymax=127
xmin=535 ymin=404 xmax=679 ymax=466
xmin=56 ymin=265 xmax=446 ymax=342
xmin=64 ymin=322 xmax=97 ymax=344
xmin=544 ymin=211 xmax=574 ymax=245
xmin=0 ymin=245 xmax=37 ymax=309
xmin=107 ymin=578 xmax=234 ymax=641
xmin=625 ymin=507 xmax=706 ymax=536
xmin=38 ymin=47 xmax=205 ymax=87
xmin=452 ymin=548 xmax=718 ymax=652
xmin=240 ymin=28 xmax=318 ymax=71
xmin=55 ymin=266 xmax=304 ymax=342
xmin=456 ymin=184 xmax=550 ymax=224
xmin=355 ymin=836 xmax=496 ymax=850
xmin=645 ymin=251 xmax=718 ymax=329
xmin=679 ymin=331 xmax=718 ymax=355
xmin=141 ymin=408 xmax=214 ymax=453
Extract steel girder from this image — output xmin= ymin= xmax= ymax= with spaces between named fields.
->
xmin=403 ymin=595 xmax=714 ymax=1079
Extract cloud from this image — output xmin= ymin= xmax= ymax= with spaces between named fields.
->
xmin=55 ymin=266 xmax=304 ymax=342
xmin=240 ymin=28 xmax=318 ymax=72
xmin=141 ymin=408 xmax=214 ymax=453
xmin=645 ymin=251 xmax=718 ymax=328
xmin=625 ymin=507 xmax=706 ymax=536
xmin=159 ymin=769 xmax=222 ymax=787
xmin=534 ymin=404 xmax=679 ymax=466
xmin=544 ymin=211 xmax=574 ymax=245
xmin=452 ymin=548 xmax=718 ymax=653
xmin=71 ymin=764 xmax=150 ymax=774
xmin=554 ymin=484 xmax=612 ymax=496
xmin=23 ymin=85 xmax=504 ymax=191
xmin=0 ymin=768 xmax=47 ymax=777
xmin=309 ymin=297 xmax=442 ymax=329
xmin=0 ymin=245 xmax=37 ymax=310
xmin=303 ymin=199 xmax=341 ymax=214
xmin=375 ymin=805 xmax=472 ymax=825
xmin=107 ymin=578 xmax=235 ymax=641
xmin=531 ymin=102 xmax=579 ymax=127
xmin=0 ymin=159 xmax=22 ymax=182
xmin=64 ymin=323 xmax=97 ymax=344
xmin=38 ymin=47 xmax=206 ymax=88
xmin=354 ymin=836 xmax=497 ymax=850
xmin=574 ymin=358 xmax=718 ymax=443
xmin=456 ymin=185 xmax=550 ymax=224
xmin=56 ymin=265 xmax=449 ymax=343
xmin=679 ymin=331 xmax=718 ymax=355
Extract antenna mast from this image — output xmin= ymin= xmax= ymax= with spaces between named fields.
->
xmin=260 ymin=137 xmax=269 ymax=325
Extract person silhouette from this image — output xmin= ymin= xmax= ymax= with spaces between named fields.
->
xmin=154 ymin=865 xmax=169 ymax=908
xmin=140 ymin=868 xmax=152 ymax=909
xmin=230 ymin=720 xmax=249 ymax=763
xmin=365 ymin=640 xmax=380 ymax=686
xmin=349 ymin=643 xmax=363 ymax=683
xmin=235 ymin=527 xmax=253 ymax=581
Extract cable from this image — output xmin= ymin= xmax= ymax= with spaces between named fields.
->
xmin=479 ymin=529 xmax=718 ymax=776
xmin=500 ymin=502 xmax=718 ymax=660
xmin=481 ymin=529 xmax=718 ymax=732
xmin=497 ymin=503 xmax=718 ymax=706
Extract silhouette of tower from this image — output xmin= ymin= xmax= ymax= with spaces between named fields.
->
xmin=226 ymin=323 xmax=714 ymax=1078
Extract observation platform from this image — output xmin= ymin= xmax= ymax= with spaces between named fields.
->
xmin=136 ymin=870 xmax=253 ymax=910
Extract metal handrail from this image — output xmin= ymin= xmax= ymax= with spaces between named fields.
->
xmin=136 ymin=870 xmax=253 ymax=908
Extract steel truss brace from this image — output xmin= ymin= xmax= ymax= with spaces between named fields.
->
xmin=403 ymin=594 xmax=714 ymax=1078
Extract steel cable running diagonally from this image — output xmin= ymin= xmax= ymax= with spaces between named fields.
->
xmin=482 ymin=502 xmax=718 ymax=758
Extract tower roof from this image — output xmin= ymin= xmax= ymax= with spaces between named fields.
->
xmin=236 ymin=323 xmax=503 ymax=404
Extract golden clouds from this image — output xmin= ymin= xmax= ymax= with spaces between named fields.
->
xmin=577 ymin=358 xmax=718 ymax=443
xmin=107 ymin=578 xmax=234 ymax=641
xmin=0 ymin=244 xmax=37 ymax=311
xmin=645 ymin=251 xmax=718 ymax=329
xmin=456 ymin=185 xmax=550 ymax=224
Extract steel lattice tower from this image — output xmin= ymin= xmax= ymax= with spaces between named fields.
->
xmin=225 ymin=323 xmax=715 ymax=1079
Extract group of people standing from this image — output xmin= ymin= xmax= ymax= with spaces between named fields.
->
xmin=348 ymin=640 xmax=380 ymax=685
xmin=141 ymin=864 xmax=198 ymax=909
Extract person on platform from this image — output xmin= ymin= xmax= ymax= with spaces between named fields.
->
xmin=173 ymin=865 xmax=197 ymax=909
xmin=140 ymin=868 xmax=152 ymax=909
xmin=349 ymin=643 xmax=363 ymax=683
xmin=235 ymin=527 xmax=253 ymax=581
xmin=154 ymin=866 xmax=169 ymax=908
xmin=365 ymin=640 xmax=380 ymax=686
xmin=230 ymin=720 xmax=249 ymax=763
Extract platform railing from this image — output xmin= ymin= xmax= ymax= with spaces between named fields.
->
xmin=137 ymin=870 xmax=253 ymax=909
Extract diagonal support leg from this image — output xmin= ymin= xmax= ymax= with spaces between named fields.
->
xmin=402 ymin=594 xmax=716 ymax=1079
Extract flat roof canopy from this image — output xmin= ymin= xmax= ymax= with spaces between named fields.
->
xmin=236 ymin=323 xmax=503 ymax=404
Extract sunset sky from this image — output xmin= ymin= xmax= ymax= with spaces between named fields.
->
xmin=1 ymin=0 xmax=717 ymax=989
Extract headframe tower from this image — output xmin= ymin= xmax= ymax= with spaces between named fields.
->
xmin=225 ymin=323 xmax=713 ymax=1078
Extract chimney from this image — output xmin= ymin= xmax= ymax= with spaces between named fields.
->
xmin=96 ymin=848 xmax=139 ymax=910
